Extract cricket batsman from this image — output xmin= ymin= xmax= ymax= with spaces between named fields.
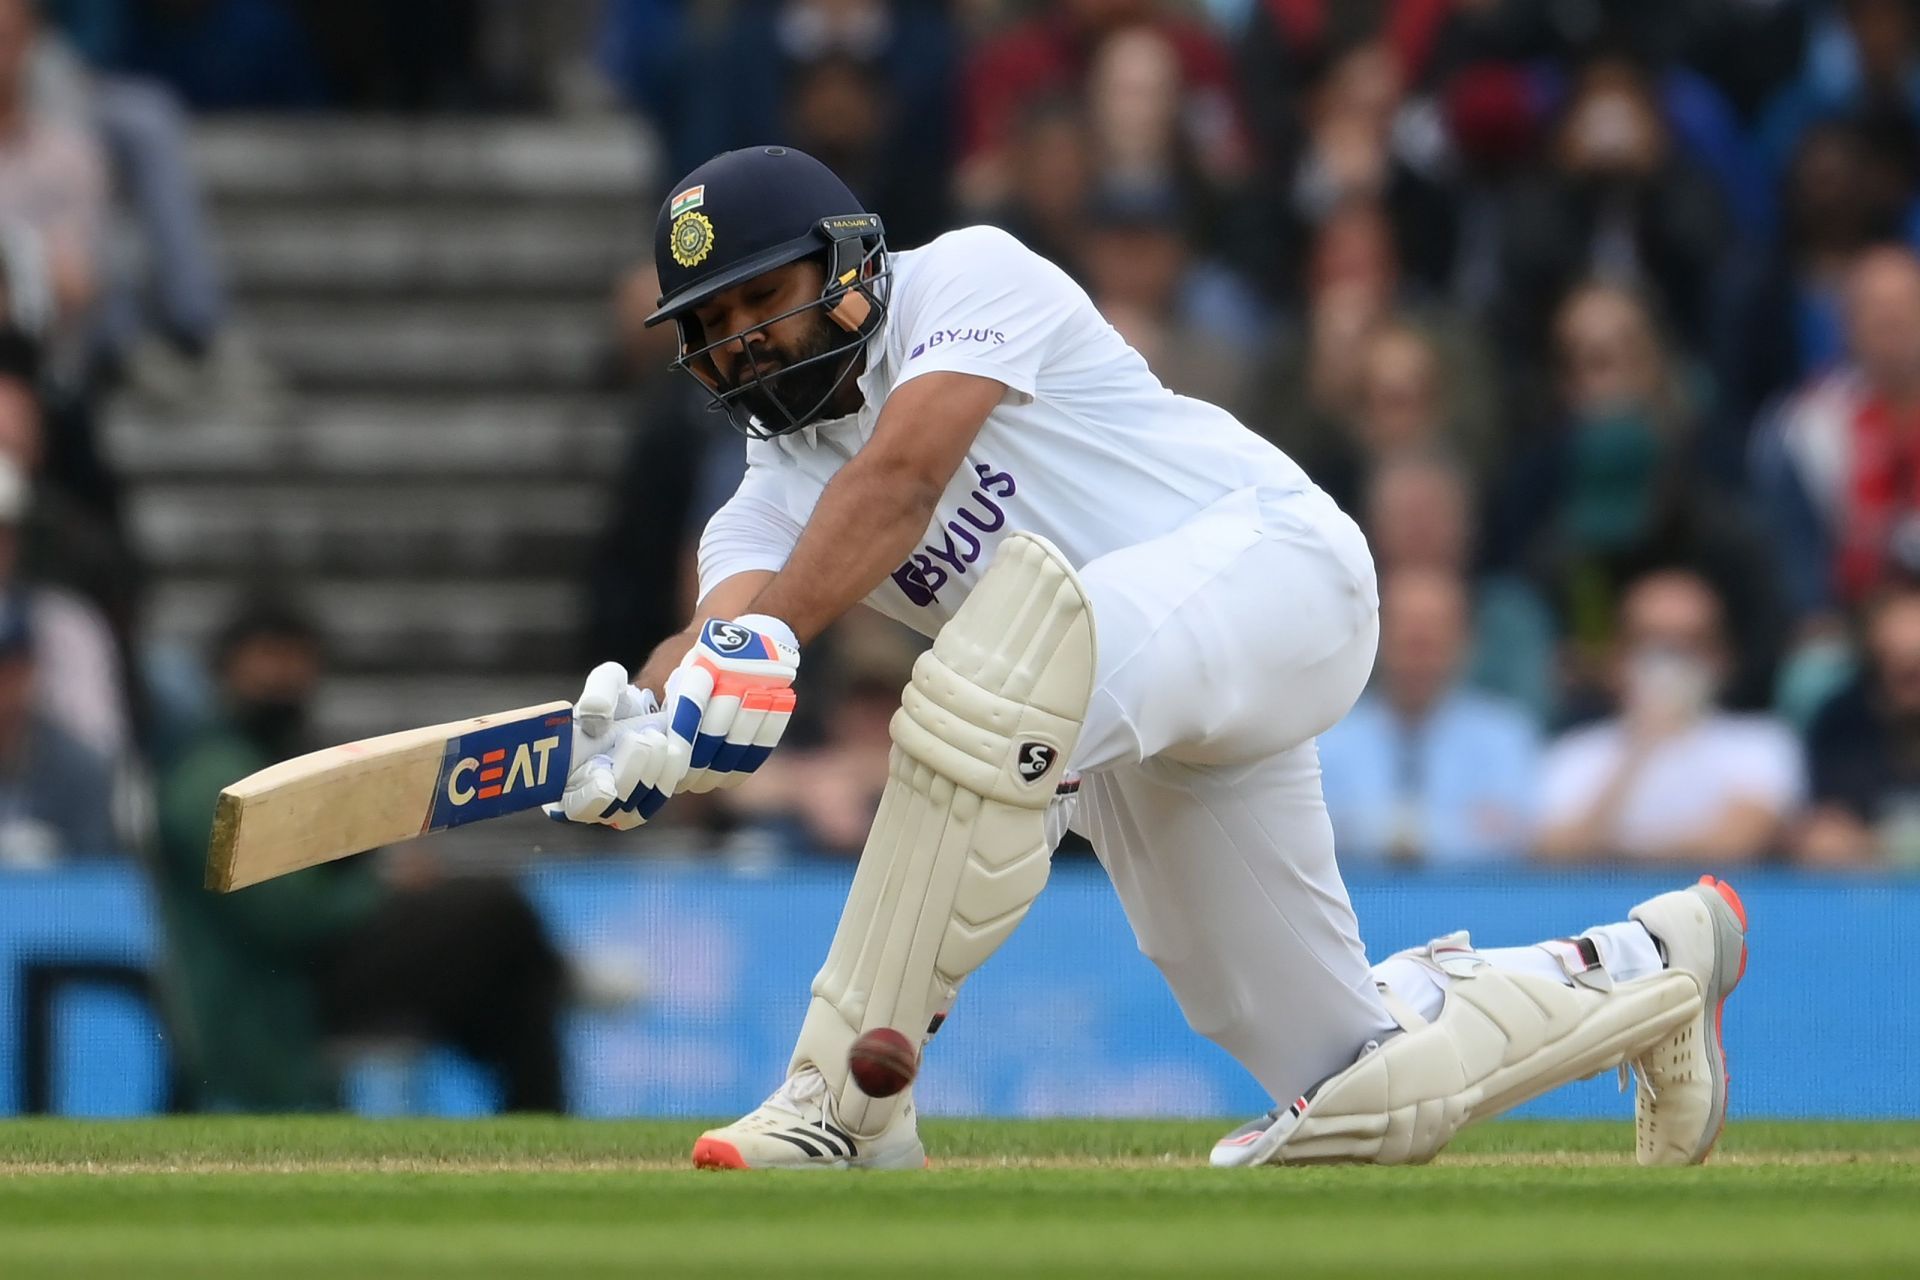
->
xmin=548 ymin=146 xmax=1748 ymax=1170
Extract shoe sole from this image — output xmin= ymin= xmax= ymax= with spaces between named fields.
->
xmin=690 ymin=1135 xmax=929 ymax=1171
xmin=1688 ymin=875 xmax=1749 ymax=1164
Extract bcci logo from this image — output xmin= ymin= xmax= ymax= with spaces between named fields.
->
xmin=671 ymin=211 xmax=714 ymax=267
xmin=1015 ymin=742 xmax=1056 ymax=783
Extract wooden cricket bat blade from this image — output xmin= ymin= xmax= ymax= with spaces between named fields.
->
xmin=205 ymin=700 xmax=575 ymax=892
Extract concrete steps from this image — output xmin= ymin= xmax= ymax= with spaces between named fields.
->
xmin=109 ymin=118 xmax=655 ymax=744
xmin=246 ymin=298 xmax=613 ymax=391
xmin=190 ymin=119 xmax=654 ymax=201
xmin=217 ymin=206 xmax=641 ymax=298
xmin=107 ymin=396 xmax=626 ymax=478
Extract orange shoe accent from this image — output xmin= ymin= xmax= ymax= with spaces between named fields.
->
xmin=1697 ymin=876 xmax=1748 ymax=1164
xmin=1702 ymin=875 xmax=1749 ymax=932
xmin=692 ymin=1137 xmax=749 ymax=1170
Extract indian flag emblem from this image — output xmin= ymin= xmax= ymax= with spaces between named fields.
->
xmin=670 ymin=185 xmax=705 ymax=218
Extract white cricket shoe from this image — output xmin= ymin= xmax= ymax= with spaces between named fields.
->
xmin=1626 ymin=875 xmax=1749 ymax=1166
xmin=691 ymin=1066 xmax=927 ymax=1170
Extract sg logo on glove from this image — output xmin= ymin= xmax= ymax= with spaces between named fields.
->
xmin=707 ymin=621 xmax=754 ymax=654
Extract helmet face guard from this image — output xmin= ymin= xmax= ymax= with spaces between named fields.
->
xmin=668 ymin=215 xmax=889 ymax=439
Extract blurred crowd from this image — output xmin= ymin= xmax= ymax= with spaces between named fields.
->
xmin=593 ymin=0 xmax=1920 ymax=874
xmin=16 ymin=0 xmax=1920 ymax=879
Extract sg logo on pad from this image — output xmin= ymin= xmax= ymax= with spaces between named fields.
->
xmin=1016 ymin=742 xmax=1057 ymax=783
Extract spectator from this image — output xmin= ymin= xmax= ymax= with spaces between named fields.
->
xmin=1441 ymin=58 xmax=1544 ymax=316
xmin=956 ymin=0 xmax=1248 ymax=212
xmin=606 ymin=0 xmax=954 ymax=232
xmin=1280 ymin=36 xmax=1457 ymax=295
xmin=1715 ymin=120 xmax=1909 ymax=465
xmin=1363 ymin=451 xmax=1555 ymax=722
xmin=0 ymin=0 xmax=105 ymax=340
xmin=1493 ymin=53 xmax=1730 ymax=361
xmin=1496 ymin=280 xmax=1782 ymax=717
xmin=0 ymin=370 xmax=132 ymax=757
xmin=974 ymin=96 xmax=1096 ymax=272
xmin=156 ymin=603 xmax=569 ymax=1111
xmin=1255 ymin=203 xmax=1500 ymax=508
xmin=1536 ymin=570 xmax=1804 ymax=864
xmin=25 ymin=13 xmax=279 ymax=414
xmin=785 ymin=53 xmax=948 ymax=250
xmin=1759 ymin=245 xmax=1920 ymax=634
xmin=1799 ymin=581 xmax=1920 ymax=868
xmin=0 ymin=587 xmax=114 ymax=864
xmin=1318 ymin=567 xmax=1541 ymax=865
xmin=1078 ymin=180 xmax=1265 ymax=412
xmin=1756 ymin=0 xmax=1920 ymax=183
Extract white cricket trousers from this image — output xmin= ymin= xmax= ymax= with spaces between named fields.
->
xmin=1065 ymin=482 xmax=1403 ymax=1103
xmin=1060 ymin=483 xmax=1665 ymax=1107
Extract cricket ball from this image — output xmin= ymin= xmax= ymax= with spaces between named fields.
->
xmin=848 ymin=1027 xmax=918 ymax=1098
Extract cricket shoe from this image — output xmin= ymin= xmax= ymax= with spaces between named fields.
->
xmin=1207 ymin=1043 xmax=1388 ymax=1169
xmin=1625 ymin=876 xmax=1748 ymax=1166
xmin=691 ymin=1066 xmax=926 ymax=1170
xmin=1209 ymin=1090 xmax=1315 ymax=1169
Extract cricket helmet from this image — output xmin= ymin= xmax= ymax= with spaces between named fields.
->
xmin=646 ymin=145 xmax=888 ymax=437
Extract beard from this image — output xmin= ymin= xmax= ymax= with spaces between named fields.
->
xmin=720 ymin=313 xmax=859 ymax=432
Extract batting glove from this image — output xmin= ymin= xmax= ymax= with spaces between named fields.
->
xmin=545 ymin=660 xmax=671 ymax=831
xmin=654 ymin=613 xmax=800 ymax=803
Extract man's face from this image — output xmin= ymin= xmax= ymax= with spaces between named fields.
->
xmin=1378 ymin=571 xmax=1468 ymax=715
xmin=223 ymin=634 xmax=321 ymax=753
xmin=1870 ymin=595 xmax=1920 ymax=718
xmin=1846 ymin=250 xmax=1920 ymax=393
xmin=1083 ymin=224 xmax=1185 ymax=313
xmin=1614 ymin=572 xmax=1727 ymax=717
xmin=1557 ymin=286 xmax=1658 ymax=415
xmin=1356 ymin=328 xmax=1441 ymax=450
xmin=1366 ymin=464 xmax=1469 ymax=572
xmin=1848 ymin=0 xmax=1915 ymax=85
xmin=688 ymin=259 xmax=853 ymax=428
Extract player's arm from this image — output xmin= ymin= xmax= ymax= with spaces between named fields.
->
xmin=745 ymin=370 xmax=1008 ymax=641
xmin=634 ymin=570 xmax=773 ymax=699
xmin=576 ymin=371 xmax=1003 ymax=824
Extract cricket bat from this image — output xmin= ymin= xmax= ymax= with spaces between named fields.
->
xmin=205 ymin=701 xmax=576 ymax=892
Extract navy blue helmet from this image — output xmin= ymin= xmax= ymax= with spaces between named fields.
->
xmin=646 ymin=146 xmax=888 ymax=437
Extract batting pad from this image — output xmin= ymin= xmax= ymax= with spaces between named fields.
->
xmin=792 ymin=532 xmax=1097 ymax=1134
xmin=1273 ymin=955 xmax=1700 ymax=1165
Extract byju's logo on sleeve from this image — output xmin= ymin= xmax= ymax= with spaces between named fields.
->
xmin=909 ymin=327 xmax=1007 ymax=360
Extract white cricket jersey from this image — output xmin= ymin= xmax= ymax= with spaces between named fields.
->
xmin=697 ymin=224 xmax=1315 ymax=637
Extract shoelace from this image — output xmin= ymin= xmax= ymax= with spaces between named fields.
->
xmin=768 ymin=1066 xmax=828 ymax=1113
xmin=1618 ymin=1059 xmax=1657 ymax=1102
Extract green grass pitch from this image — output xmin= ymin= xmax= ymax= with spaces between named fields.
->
xmin=1 ymin=1118 xmax=1915 ymax=1278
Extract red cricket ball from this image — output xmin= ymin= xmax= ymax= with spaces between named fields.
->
xmin=848 ymin=1027 xmax=918 ymax=1098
